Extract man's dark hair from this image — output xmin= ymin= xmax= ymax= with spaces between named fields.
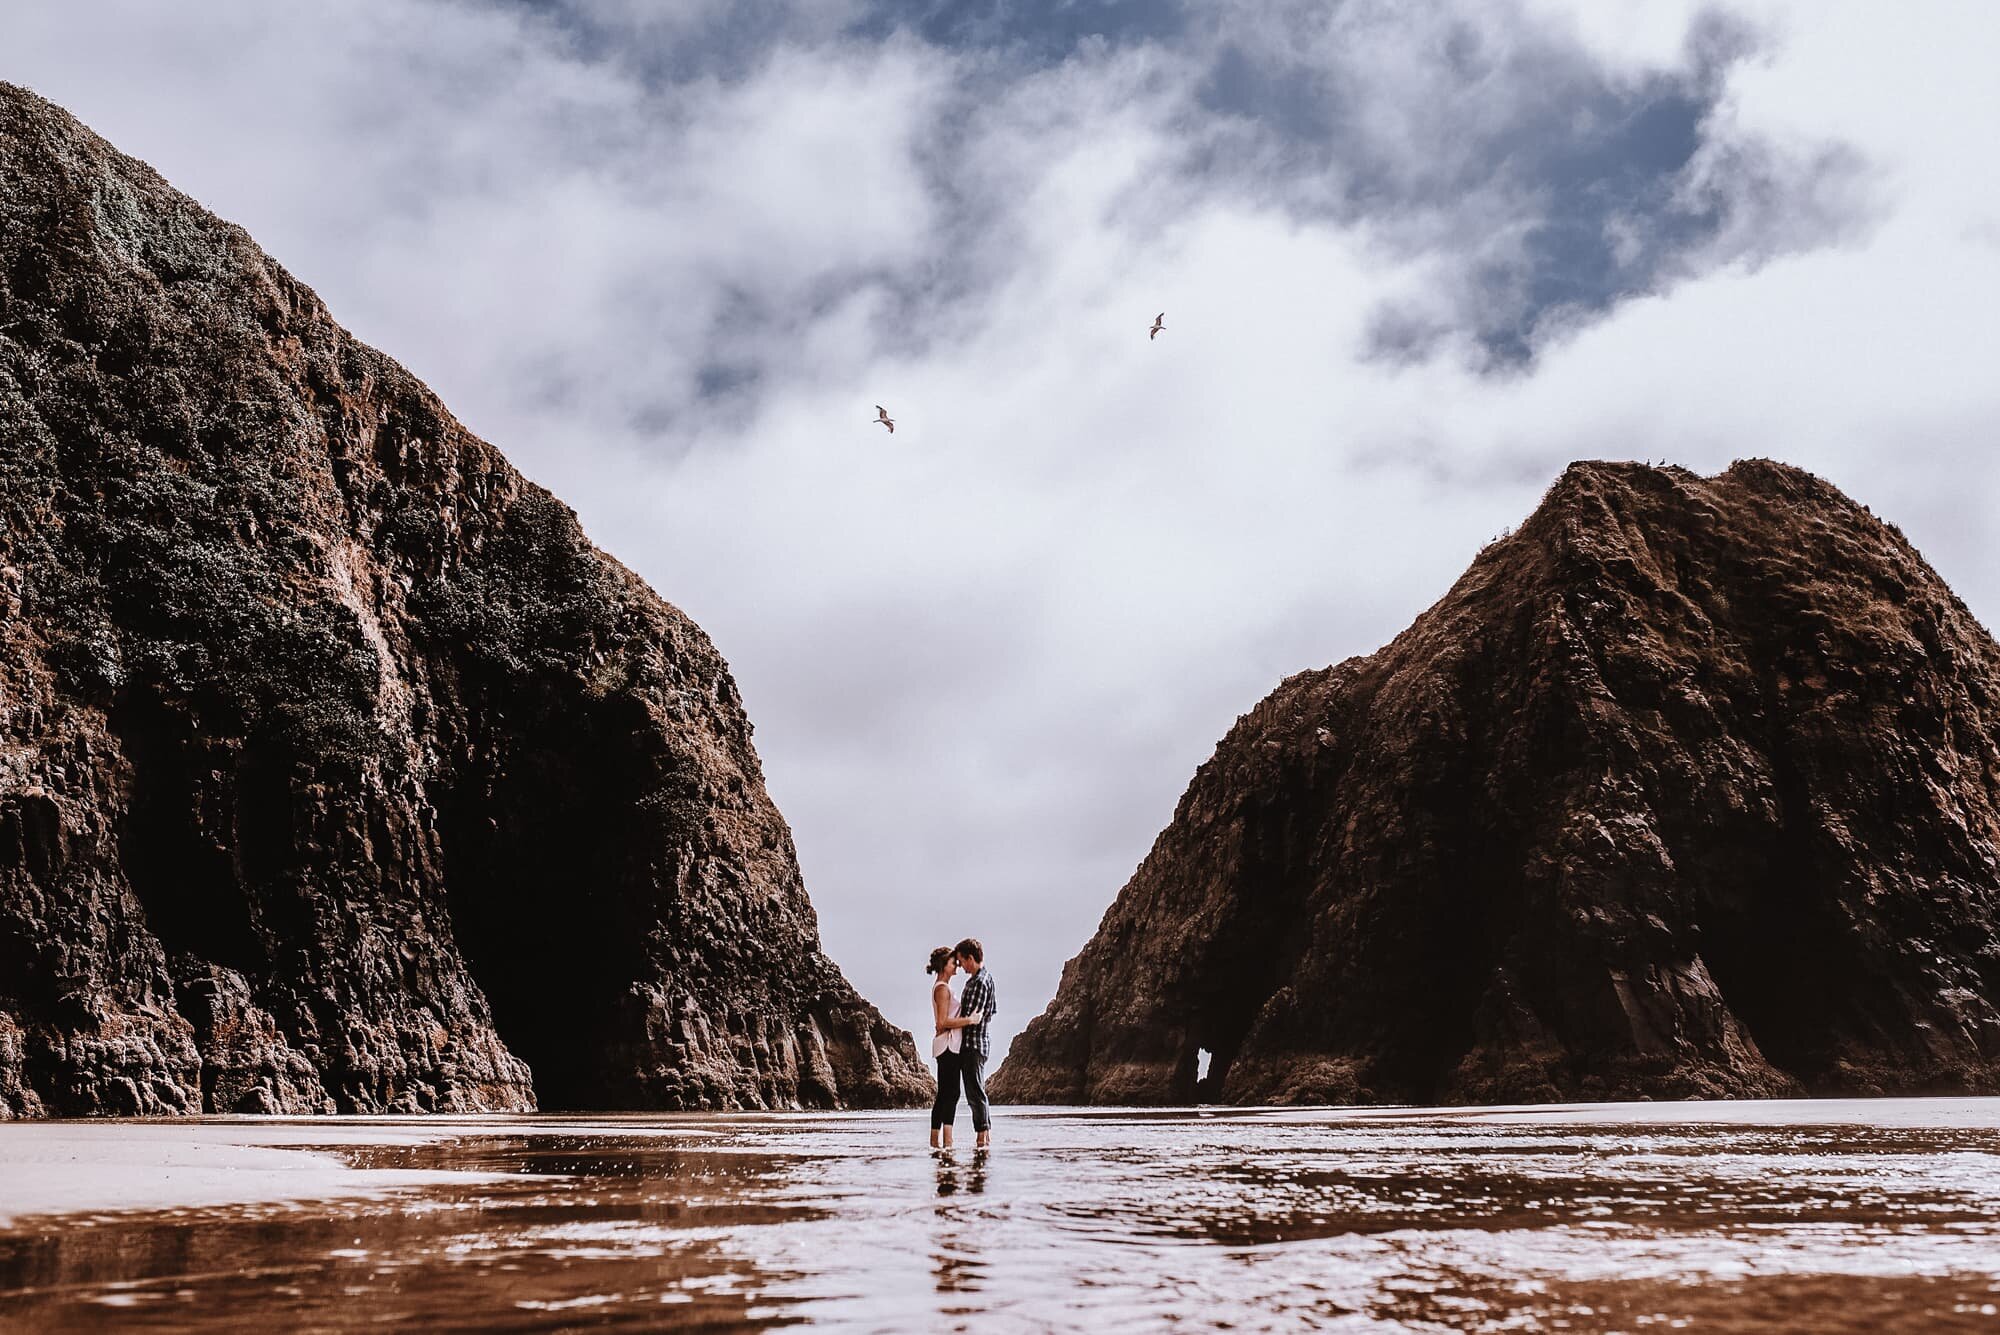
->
xmin=954 ymin=937 xmax=983 ymax=964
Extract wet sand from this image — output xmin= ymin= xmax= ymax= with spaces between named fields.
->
xmin=0 ymin=1120 xmax=515 ymax=1228
xmin=2 ymin=1099 xmax=1998 ymax=1331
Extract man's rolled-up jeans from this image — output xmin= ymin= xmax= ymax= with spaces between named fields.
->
xmin=959 ymin=1052 xmax=990 ymax=1133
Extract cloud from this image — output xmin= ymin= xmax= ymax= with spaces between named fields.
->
xmin=3 ymin=0 xmax=1994 ymax=1070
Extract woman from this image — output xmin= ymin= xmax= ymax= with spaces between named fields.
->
xmin=927 ymin=945 xmax=985 ymax=1149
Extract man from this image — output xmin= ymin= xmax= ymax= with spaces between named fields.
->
xmin=954 ymin=937 xmax=998 ymax=1150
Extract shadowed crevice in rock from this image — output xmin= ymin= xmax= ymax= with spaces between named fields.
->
xmin=0 ymin=82 xmax=929 ymax=1116
xmin=994 ymin=459 xmax=2000 ymax=1106
xmin=115 ymin=701 xmax=273 ymax=978
xmin=431 ymin=686 xmax=661 ymax=1110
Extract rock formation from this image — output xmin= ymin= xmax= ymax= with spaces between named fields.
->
xmin=993 ymin=460 xmax=2000 ymax=1106
xmin=0 ymin=83 xmax=929 ymax=1115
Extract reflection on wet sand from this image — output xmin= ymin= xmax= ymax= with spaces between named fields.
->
xmin=2 ymin=1103 xmax=1999 ymax=1332
xmin=0 ymin=1138 xmax=814 ymax=1331
xmin=933 ymin=1148 xmax=988 ymax=1198
xmin=931 ymin=1149 xmax=988 ymax=1300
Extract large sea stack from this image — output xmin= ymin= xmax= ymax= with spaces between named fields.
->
xmin=0 ymin=84 xmax=929 ymax=1116
xmin=994 ymin=460 xmax=2000 ymax=1106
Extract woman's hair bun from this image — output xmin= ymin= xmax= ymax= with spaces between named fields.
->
xmin=926 ymin=946 xmax=954 ymax=975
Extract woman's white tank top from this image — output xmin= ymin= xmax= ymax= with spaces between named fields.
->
xmin=932 ymin=981 xmax=962 ymax=1058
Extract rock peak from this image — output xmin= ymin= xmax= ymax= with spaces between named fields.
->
xmin=994 ymin=457 xmax=2000 ymax=1107
xmin=0 ymin=84 xmax=928 ymax=1115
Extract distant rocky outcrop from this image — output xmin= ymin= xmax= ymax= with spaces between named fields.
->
xmin=0 ymin=83 xmax=929 ymax=1115
xmin=994 ymin=460 xmax=2000 ymax=1106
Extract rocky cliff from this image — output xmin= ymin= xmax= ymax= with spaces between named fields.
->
xmin=993 ymin=460 xmax=2000 ymax=1106
xmin=0 ymin=83 xmax=929 ymax=1116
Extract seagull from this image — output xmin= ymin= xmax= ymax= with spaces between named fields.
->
xmin=1149 ymin=312 xmax=1165 ymax=340
xmin=874 ymin=405 xmax=895 ymax=434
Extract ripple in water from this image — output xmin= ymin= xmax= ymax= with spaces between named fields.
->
xmin=3 ymin=1101 xmax=1999 ymax=1331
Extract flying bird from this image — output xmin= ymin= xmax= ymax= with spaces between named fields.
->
xmin=874 ymin=405 xmax=895 ymax=434
xmin=1148 ymin=312 xmax=1165 ymax=340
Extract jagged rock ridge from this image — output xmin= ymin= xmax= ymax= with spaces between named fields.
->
xmin=0 ymin=83 xmax=929 ymax=1116
xmin=993 ymin=460 xmax=2000 ymax=1106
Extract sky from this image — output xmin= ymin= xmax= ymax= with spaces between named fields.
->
xmin=5 ymin=1 xmax=1998 ymax=1066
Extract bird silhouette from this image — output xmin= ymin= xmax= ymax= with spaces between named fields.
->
xmin=874 ymin=405 xmax=895 ymax=434
xmin=1148 ymin=312 xmax=1165 ymax=340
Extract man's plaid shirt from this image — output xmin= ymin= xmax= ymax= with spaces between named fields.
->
xmin=958 ymin=967 xmax=998 ymax=1061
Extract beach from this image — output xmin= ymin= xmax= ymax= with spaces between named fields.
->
xmin=4 ymin=1100 xmax=1999 ymax=1331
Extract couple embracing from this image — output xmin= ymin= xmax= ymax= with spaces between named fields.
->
xmin=926 ymin=937 xmax=997 ymax=1151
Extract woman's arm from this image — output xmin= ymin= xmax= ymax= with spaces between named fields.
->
xmin=932 ymin=986 xmax=984 ymax=1031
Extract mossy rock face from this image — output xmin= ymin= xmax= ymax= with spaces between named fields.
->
xmin=0 ymin=82 xmax=928 ymax=1116
xmin=993 ymin=459 xmax=2000 ymax=1107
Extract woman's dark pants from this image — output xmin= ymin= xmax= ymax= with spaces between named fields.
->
xmin=932 ymin=1050 xmax=963 ymax=1130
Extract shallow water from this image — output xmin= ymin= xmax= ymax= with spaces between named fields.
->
xmin=3 ymin=1101 xmax=2000 ymax=1332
